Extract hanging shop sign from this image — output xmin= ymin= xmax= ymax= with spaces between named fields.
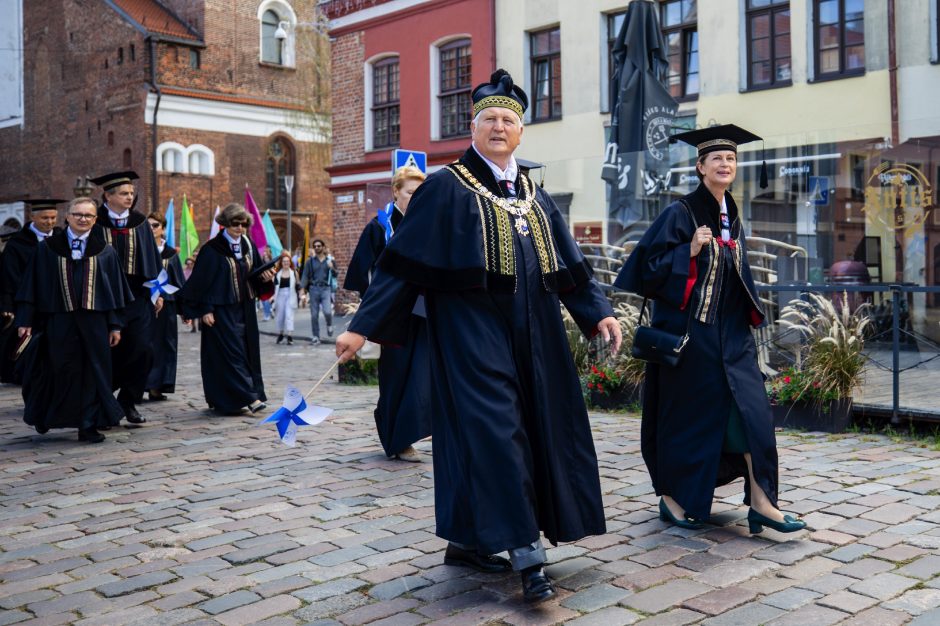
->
xmin=863 ymin=163 xmax=933 ymax=236
xmin=574 ymin=222 xmax=604 ymax=244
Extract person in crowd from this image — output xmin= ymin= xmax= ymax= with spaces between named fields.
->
xmin=300 ymin=239 xmax=337 ymax=345
xmin=90 ymin=170 xmax=162 ymax=426
xmin=145 ymin=212 xmax=184 ymax=401
xmin=345 ymin=166 xmax=430 ymax=462
xmin=182 ymin=256 xmax=197 ymax=333
xmin=179 ymin=203 xmax=276 ymax=415
xmin=0 ymin=199 xmax=63 ymax=384
xmin=614 ymin=124 xmax=807 ymax=535
xmin=15 ymin=197 xmax=133 ymax=442
xmin=260 ymin=247 xmax=274 ymax=321
xmin=273 ymin=252 xmax=298 ymax=345
xmin=336 ymin=70 xmax=621 ymax=604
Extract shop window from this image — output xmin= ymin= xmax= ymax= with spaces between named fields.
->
xmin=602 ymin=10 xmax=627 ymax=113
xmin=659 ymin=0 xmax=698 ymax=100
xmin=438 ymin=39 xmax=472 ymax=139
xmin=371 ymin=57 xmax=400 ymax=149
xmin=746 ymin=0 xmax=791 ymax=89
xmin=814 ymin=0 xmax=864 ymax=79
xmin=266 ymin=137 xmax=294 ymax=212
xmin=530 ymin=27 xmax=562 ymax=121
xmin=258 ymin=1 xmax=296 ymax=67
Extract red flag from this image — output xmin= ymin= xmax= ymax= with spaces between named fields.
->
xmin=244 ymin=186 xmax=268 ymax=251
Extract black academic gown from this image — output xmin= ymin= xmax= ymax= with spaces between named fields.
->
xmin=345 ymin=207 xmax=432 ymax=457
xmin=614 ymin=183 xmax=779 ymax=521
xmin=349 ymin=148 xmax=612 ymax=555
xmin=95 ymin=205 xmax=162 ymax=401
xmin=15 ymin=229 xmax=134 ymax=432
xmin=179 ymin=232 xmax=273 ymax=413
xmin=146 ymin=246 xmax=185 ymax=394
xmin=0 ymin=224 xmax=54 ymax=384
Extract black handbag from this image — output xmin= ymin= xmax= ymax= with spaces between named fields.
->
xmin=630 ymin=199 xmax=697 ymax=368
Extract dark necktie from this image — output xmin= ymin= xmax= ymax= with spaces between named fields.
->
xmin=232 ymin=242 xmax=241 ymax=255
xmin=498 ymin=179 xmax=516 ymax=198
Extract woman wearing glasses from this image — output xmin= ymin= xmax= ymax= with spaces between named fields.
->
xmin=179 ymin=203 xmax=276 ymax=415
xmin=144 ymin=212 xmax=185 ymax=401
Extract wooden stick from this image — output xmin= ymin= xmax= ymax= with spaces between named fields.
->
xmin=304 ymin=357 xmax=342 ymax=399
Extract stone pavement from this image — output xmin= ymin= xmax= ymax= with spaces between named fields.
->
xmin=2 ymin=330 xmax=940 ymax=625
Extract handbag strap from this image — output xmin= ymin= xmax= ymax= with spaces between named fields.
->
xmin=637 ymin=199 xmax=699 ymax=345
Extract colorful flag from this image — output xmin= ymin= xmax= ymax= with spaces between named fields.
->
xmin=179 ymin=195 xmax=200 ymax=262
xmin=143 ymin=268 xmax=180 ymax=304
xmin=261 ymin=385 xmax=331 ymax=446
xmin=209 ymin=205 xmax=221 ymax=240
xmin=164 ymin=198 xmax=175 ymax=249
xmin=261 ymin=210 xmax=283 ymax=257
xmin=299 ymin=217 xmax=310 ymax=269
xmin=244 ymin=186 xmax=268 ymax=250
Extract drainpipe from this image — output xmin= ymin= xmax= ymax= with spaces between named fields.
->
xmin=148 ymin=35 xmax=162 ymax=214
xmin=887 ymin=0 xmax=899 ymax=146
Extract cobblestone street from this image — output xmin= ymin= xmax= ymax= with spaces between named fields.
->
xmin=2 ymin=329 xmax=940 ymax=625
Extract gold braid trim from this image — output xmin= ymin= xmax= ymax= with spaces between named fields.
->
xmin=59 ymin=257 xmax=74 ymax=312
xmin=127 ymin=225 xmax=137 ymax=275
xmin=472 ymin=96 xmax=524 ymax=119
xmin=227 ymin=257 xmax=240 ymax=301
xmin=84 ymin=257 xmax=96 ymax=309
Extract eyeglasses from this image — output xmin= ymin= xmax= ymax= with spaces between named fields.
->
xmin=230 ymin=221 xmax=248 ymax=227
xmin=69 ymin=213 xmax=97 ymax=221
xmin=149 ymin=222 xmax=161 ymax=229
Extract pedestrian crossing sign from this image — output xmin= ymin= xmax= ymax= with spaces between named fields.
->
xmin=808 ymin=176 xmax=830 ymax=205
xmin=392 ymin=149 xmax=427 ymax=174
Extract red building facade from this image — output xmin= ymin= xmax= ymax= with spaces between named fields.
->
xmin=322 ymin=0 xmax=495 ymax=303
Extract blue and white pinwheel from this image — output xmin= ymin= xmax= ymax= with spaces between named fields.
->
xmin=143 ymin=268 xmax=179 ymax=305
xmin=262 ymin=385 xmax=332 ymax=446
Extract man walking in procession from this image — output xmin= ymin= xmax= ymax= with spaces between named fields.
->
xmin=336 ymin=69 xmax=622 ymax=604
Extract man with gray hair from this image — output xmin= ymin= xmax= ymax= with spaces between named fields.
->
xmin=337 ymin=69 xmax=621 ymax=603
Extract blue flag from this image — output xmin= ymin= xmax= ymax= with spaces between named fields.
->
xmin=261 ymin=210 xmax=283 ymax=257
xmin=165 ymin=198 xmax=175 ymax=248
xmin=261 ymin=385 xmax=331 ymax=446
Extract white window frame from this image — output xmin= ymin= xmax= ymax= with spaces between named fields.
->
xmin=257 ymin=0 xmax=297 ymax=68
xmin=157 ymin=141 xmax=186 ymax=173
xmin=364 ymin=52 xmax=399 ymax=152
xmin=187 ymin=144 xmax=215 ymax=176
xmin=429 ymin=34 xmax=471 ymax=141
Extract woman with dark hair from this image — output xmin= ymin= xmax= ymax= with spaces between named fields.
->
xmin=273 ymin=252 xmax=298 ymax=345
xmin=615 ymin=125 xmax=806 ymax=535
xmin=145 ymin=211 xmax=185 ymax=401
xmin=179 ymin=203 xmax=276 ymax=415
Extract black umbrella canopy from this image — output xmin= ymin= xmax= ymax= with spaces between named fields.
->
xmin=602 ymin=0 xmax=678 ymax=229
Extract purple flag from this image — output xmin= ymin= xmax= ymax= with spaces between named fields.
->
xmin=244 ymin=186 xmax=268 ymax=250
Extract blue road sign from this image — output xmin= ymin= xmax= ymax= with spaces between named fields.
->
xmin=808 ymin=176 xmax=830 ymax=205
xmin=392 ymin=149 xmax=427 ymax=174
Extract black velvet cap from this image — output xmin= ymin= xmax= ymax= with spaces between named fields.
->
xmin=670 ymin=124 xmax=762 ymax=156
xmin=89 ymin=170 xmax=139 ymax=191
xmin=23 ymin=199 xmax=66 ymax=212
xmin=471 ymin=69 xmax=528 ymax=119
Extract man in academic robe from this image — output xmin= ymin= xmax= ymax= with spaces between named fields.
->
xmin=336 ymin=70 xmax=622 ymax=604
xmin=89 ymin=171 xmax=162 ymax=425
xmin=15 ymin=197 xmax=133 ymax=442
xmin=0 ymin=199 xmax=63 ymax=384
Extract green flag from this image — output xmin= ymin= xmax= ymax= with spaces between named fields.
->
xmin=179 ymin=195 xmax=200 ymax=261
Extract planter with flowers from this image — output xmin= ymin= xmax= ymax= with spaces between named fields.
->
xmin=768 ymin=292 xmax=871 ymax=433
xmin=585 ymin=364 xmax=641 ymax=411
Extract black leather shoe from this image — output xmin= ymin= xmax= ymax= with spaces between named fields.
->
xmin=78 ymin=428 xmax=105 ymax=443
xmin=124 ymin=404 xmax=146 ymax=425
xmin=35 ymin=424 xmax=49 ymax=434
xmin=520 ymin=566 xmax=556 ymax=604
xmin=443 ymin=543 xmax=512 ymax=573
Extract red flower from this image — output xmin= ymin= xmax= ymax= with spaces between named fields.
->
xmin=587 ymin=382 xmax=594 ymax=389
xmin=597 ymin=384 xmax=605 ymax=393
xmin=599 ymin=371 xmax=607 ymax=379
xmin=591 ymin=365 xmax=599 ymax=374
xmin=783 ymin=376 xmax=791 ymax=384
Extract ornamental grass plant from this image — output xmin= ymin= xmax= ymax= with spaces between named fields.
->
xmin=773 ymin=292 xmax=872 ymax=406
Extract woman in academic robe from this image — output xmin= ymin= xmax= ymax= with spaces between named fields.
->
xmin=145 ymin=211 xmax=185 ymax=400
xmin=615 ymin=124 xmax=806 ymax=535
xmin=15 ymin=197 xmax=133 ymax=443
xmin=344 ymin=165 xmax=431 ymax=462
xmin=179 ymin=203 xmax=276 ymax=415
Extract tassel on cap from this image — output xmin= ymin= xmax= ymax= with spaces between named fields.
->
xmin=759 ymin=140 xmax=769 ymax=189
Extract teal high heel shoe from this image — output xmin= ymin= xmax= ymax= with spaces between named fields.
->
xmin=658 ymin=497 xmax=704 ymax=530
xmin=747 ymin=509 xmax=806 ymax=534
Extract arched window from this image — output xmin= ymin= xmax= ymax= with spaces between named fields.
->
xmin=258 ymin=1 xmax=296 ymax=67
xmin=157 ymin=142 xmax=186 ymax=173
xmin=266 ymin=137 xmax=294 ymax=212
xmin=123 ymin=148 xmax=132 ymax=168
xmin=187 ymin=145 xmax=215 ymax=176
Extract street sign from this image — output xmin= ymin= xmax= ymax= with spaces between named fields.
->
xmin=808 ymin=176 xmax=830 ymax=205
xmin=392 ymin=149 xmax=427 ymax=174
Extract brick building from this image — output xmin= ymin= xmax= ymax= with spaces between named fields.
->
xmin=322 ymin=0 xmax=495 ymax=304
xmin=0 ymin=0 xmax=331 ymax=251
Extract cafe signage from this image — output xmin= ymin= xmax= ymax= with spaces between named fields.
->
xmin=863 ymin=163 xmax=933 ymax=236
